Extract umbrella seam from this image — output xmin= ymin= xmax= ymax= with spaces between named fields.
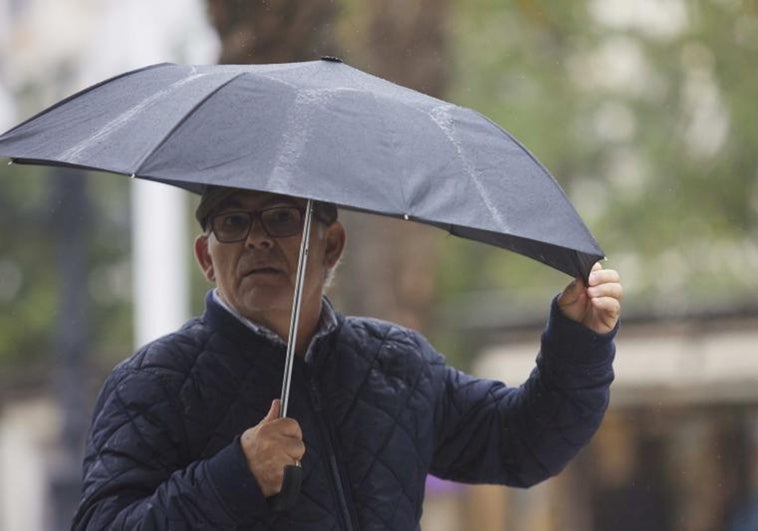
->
xmin=428 ymin=104 xmax=513 ymax=234
xmin=474 ymin=110 xmax=576 ymax=203
xmin=0 ymin=63 xmax=171 ymax=138
xmin=265 ymin=87 xmax=342 ymax=193
xmin=60 ymin=70 xmax=211 ymax=165
xmin=133 ymin=71 xmax=250 ymax=176
xmin=368 ymin=88 xmax=409 ymax=213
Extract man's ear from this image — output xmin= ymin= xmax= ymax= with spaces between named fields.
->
xmin=323 ymin=222 xmax=346 ymax=268
xmin=194 ymin=234 xmax=215 ymax=282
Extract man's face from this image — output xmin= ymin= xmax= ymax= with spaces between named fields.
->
xmin=194 ymin=191 xmax=345 ymax=323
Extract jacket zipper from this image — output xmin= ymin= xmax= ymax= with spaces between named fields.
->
xmin=308 ymin=377 xmax=357 ymax=531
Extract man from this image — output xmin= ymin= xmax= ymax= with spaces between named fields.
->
xmin=72 ymin=186 xmax=622 ymax=530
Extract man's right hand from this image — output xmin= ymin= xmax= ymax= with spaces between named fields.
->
xmin=240 ymin=400 xmax=305 ymax=497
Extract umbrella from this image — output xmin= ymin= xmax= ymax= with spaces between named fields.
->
xmin=0 ymin=58 xmax=604 ymax=279
xmin=0 ymin=57 xmax=605 ymax=510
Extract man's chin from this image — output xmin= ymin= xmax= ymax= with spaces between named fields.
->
xmin=238 ymin=293 xmax=292 ymax=316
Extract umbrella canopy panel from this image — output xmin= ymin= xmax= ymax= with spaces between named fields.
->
xmin=0 ymin=60 xmax=604 ymax=279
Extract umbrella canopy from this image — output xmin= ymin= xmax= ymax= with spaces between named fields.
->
xmin=0 ymin=58 xmax=604 ymax=280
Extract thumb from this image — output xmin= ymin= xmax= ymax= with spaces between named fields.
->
xmin=262 ymin=399 xmax=281 ymax=423
xmin=559 ymin=277 xmax=584 ymax=304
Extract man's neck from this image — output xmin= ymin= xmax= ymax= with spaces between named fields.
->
xmin=214 ymin=290 xmax=322 ymax=356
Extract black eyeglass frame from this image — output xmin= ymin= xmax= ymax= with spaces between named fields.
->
xmin=207 ymin=206 xmax=333 ymax=243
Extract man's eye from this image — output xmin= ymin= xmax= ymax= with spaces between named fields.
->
xmin=220 ymin=213 xmax=248 ymax=228
xmin=270 ymin=209 xmax=296 ymax=223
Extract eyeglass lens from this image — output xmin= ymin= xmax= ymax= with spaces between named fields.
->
xmin=211 ymin=207 xmax=303 ymax=242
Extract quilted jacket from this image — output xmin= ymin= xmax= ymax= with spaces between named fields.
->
xmin=72 ymin=292 xmax=616 ymax=530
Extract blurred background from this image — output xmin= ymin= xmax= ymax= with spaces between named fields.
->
xmin=0 ymin=0 xmax=757 ymax=530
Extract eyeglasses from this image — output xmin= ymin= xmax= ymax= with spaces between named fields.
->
xmin=209 ymin=207 xmax=306 ymax=243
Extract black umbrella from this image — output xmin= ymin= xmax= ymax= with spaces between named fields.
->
xmin=0 ymin=57 xmax=605 ymax=509
xmin=0 ymin=58 xmax=604 ymax=279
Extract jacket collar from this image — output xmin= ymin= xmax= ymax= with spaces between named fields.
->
xmin=203 ymin=289 xmax=340 ymax=362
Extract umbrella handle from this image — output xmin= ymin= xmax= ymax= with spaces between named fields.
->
xmin=268 ymin=464 xmax=303 ymax=512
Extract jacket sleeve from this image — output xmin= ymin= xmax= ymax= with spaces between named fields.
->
xmin=71 ymin=366 xmax=269 ymax=530
xmin=429 ymin=296 xmax=617 ymax=488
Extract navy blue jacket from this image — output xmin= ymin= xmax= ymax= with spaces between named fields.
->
xmin=72 ymin=293 xmax=616 ymax=530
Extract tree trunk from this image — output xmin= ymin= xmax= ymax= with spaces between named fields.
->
xmin=337 ymin=0 xmax=451 ymax=332
xmin=205 ymin=0 xmax=339 ymax=64
xmin=204 ymin=0 xmax=451 ymax=333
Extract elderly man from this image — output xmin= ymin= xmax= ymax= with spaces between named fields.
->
xmin=72 ymin=186 xmax=622 ymax=530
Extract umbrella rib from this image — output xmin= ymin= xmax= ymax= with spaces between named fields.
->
xmin=60 ymin=70 xmax=213 ymax=165
xmin=369 ymin=88 xmax=409 ymax=212
xmin=133 ymin=71 xmax=249 ymax=177
xmin=428 ymin=105 xmax=511 ymax=234
xmin=476 ymin=113 xmax=603 ymax=264
xmin=1 ymin=63 xmax=171 ymax=138
xmin=265 ymin=87 xmax=336 ymax=192
xmin=447 ymin=223 xmax=603 ymax=279
xmin=474 ymin=111 xmax=576 ymax=205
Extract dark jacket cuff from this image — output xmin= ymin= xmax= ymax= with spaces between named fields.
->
xmin=205 ymin=436 xmax=269 ymax=522
xmin=536 ymin=295 xmax=617 ymax=392
xmin=542 ymin=294 xmax=619 ymax=366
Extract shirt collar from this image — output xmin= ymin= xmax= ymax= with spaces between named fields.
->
xmin=212 ymin=288 xmax=338 ymax=361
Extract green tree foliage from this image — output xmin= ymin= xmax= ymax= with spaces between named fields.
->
xmin=437 ymin=0 xmax=758 ymax=314
xmin=0 ymin=165 xmax=57 ymax=368
xmin=0 ymin=166 xmax=133 ymax=373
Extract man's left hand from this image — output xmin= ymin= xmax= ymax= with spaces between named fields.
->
xmin=557 ymin=262 xmax=622 ymax=335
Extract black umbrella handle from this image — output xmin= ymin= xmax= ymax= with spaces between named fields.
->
xmin=268 ymin=464 xmax=303 ymax=512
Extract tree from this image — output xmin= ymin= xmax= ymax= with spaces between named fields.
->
xmin=436 ymin=0 xmax=758 ymax=324
xmin=328 ymin=0 xmax=453 ymax=334
xmin=205 ymin=0 xmax=340 ymax=64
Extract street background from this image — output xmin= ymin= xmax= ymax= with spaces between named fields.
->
xmin=1 ymin=1 xmax=757 ymax=530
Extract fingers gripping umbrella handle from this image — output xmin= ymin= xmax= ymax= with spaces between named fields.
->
xmin=269 ymin=200 xmax=313 ymax=512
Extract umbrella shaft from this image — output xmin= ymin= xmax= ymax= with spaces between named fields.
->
xmin=280 ymin=199 xmax=314 ymax=418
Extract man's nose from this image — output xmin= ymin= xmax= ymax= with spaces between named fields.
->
xmin=245 ymin=219 xmax=273 ymax=249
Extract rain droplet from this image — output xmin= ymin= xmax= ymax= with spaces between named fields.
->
xmin=404 ymin=214 xmax=409 ymax=220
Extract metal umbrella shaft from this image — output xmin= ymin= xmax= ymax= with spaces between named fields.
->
xmin=280 ymin=198 xmax=313 ymax=417
xmin=269 ymin=199 xmax=312 ymax=512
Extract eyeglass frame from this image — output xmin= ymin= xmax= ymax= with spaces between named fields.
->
xmin=205 ymin=205 xmax=335 ymax=243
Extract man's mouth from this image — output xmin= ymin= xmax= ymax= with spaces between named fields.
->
xmin=244 ymin=266 xmax=283 ymax=276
